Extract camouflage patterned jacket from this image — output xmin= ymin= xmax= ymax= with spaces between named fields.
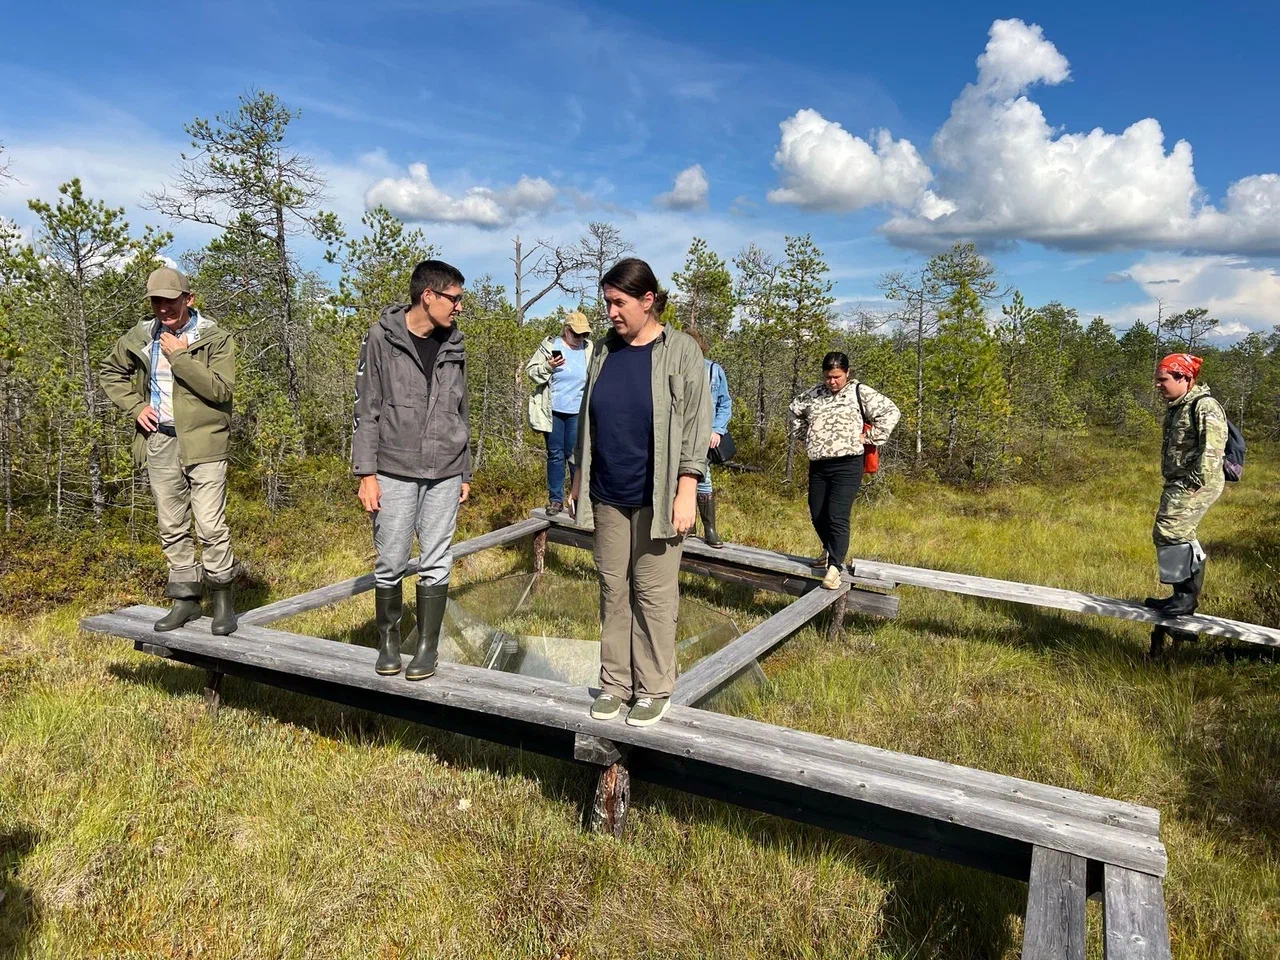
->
xmin=1161 ymin=383 xmax=1227 ymax=490
xmin=789 ymin=380 xmax=900 ymax=461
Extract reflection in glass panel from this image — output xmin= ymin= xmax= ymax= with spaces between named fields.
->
xmin=438 ymin=573 xmax=742 ymax=685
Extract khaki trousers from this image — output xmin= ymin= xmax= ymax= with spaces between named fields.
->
xmin=592 ymin=502 xmax=683 ymax=700
xmin=146 ymin=432 xmax=236 ymax=585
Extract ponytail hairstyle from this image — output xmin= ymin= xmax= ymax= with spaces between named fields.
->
xmin=601 ymin=257 xmax=668 ymax=315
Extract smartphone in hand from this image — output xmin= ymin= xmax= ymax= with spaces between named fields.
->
xmin=551 ymin=349 xmax=562 ymax=360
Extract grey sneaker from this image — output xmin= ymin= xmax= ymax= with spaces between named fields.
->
xmin=590 ymin=692 xmax=624 ymax=720
xmin=625 ymin=696 xmax=670 ymax=727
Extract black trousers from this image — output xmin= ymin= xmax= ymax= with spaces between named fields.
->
xmin=807 ymin=454 xmax=865 ymax=570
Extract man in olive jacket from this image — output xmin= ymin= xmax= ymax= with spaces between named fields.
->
xmin=100 ymin=267 xmax=239 ymax=635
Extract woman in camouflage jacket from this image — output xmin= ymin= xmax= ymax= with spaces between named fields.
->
xmin=790 ymin=352 xmax=900 ymax=590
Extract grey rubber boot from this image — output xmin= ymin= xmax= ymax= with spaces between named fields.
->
xmin=697 ymin=492 xmax=723 ymax=548
xmin=155 ymin=580 xmax=204 ymax=632
xmin=374 ymin=583 xmax=404 ymax=676
xmin=406 ymin=581 xmax=449 ymax=681
xmin=1162 ymin=564 xmax=1205 ymax=618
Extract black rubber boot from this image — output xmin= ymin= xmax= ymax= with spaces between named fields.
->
xmin=406 ymin=581 xmax=448 ymax=681
xmin=208 ymin=582 xmax=238 ymax=636
xmin=374 ymin=584 xmax=404 ymax=676
xmin=154 ymin=581 xmax=203 ymax=632
xmin=697 ymin=492 xmax=723 ymax=548
xmin=1162 ymin=565 xmax=1205 ymax=618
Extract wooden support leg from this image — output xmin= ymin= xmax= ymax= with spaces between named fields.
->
xmin=827 ymin=590 xmax=849 ymax=643
xmin=1022 ymin=845 xmax=1087 ymax=960
xmin=532 ymin=530 xmax=547 ymax=573
xmin=203 ymin=670 xmax=223 ymax=718
xmin=1148 ymin=626 xmax=1168 ymax=658
xmin=586 ymin=760 xmax=631 ymax=838
xmin=1102 ymin=864 xmax=1172 ymax=959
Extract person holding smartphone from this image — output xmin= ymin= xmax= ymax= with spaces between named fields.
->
xmin=526 ymin=311 xmax=593 ymax=515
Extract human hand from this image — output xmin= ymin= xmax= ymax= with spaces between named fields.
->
xmin=358 ymin=475 xmax=381 ymax=512
xmin=672 ymin=489 xmax=696 ymax=536
xmin=159 ymin=332 xmax=188 ymax=358
xmin=459 ymin=482 xmax=470 ymax=504
xmin=710 ymin=432 xmax=722 ymax=449
xmin=549 ymin=354 xmax=565 ymax=369
xmin=136 ymin=405 xmax=159 ymax=432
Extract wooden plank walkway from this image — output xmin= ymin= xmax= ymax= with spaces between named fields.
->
xmin=852 ymin=557 xmax=1280 ymax=647
xmin=241 ymin=517 xmax=550 ymax=626
xmin=83 ymin=605 xmax=1167 ymax=880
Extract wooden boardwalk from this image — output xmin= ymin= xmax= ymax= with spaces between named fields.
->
xmin=77 ymin=512 xmax=1192 ymax=957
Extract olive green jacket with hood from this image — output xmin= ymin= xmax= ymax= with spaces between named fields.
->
xmin=100 ymin=311 xmax=236 ymax=468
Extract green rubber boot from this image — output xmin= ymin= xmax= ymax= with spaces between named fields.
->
xmin=406 ymin=581 xmax=448 ymax=681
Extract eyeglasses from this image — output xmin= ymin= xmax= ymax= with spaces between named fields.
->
xmin=431 ymin=289 xmax=463 ymax=306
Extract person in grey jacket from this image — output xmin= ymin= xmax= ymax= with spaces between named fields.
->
xmin=352 ymin=260 xmax=471 ymax=680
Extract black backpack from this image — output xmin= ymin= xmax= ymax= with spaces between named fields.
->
xmin=1191 ymin=396 xmax=1246 ymax=482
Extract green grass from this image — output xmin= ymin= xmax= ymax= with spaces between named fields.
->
xmin=1 ymin=436 xmax=1277 ymax=958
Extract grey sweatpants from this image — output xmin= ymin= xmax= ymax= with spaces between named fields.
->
xmin=372 ymin=473 xmax=462 ymax=588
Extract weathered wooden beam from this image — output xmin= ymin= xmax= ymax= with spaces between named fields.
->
xmin=854 ymin=558 xmax=1280 ymax=648
xmin=203 ymin=670 xmax=223 ymax=718
xmin=533 ymin=508 xmax=896 ymax=590
xmin=1022 ymin=846 xmax=1087 ymax=960
xmin=532 ymin=529 xmax=547 ymax=573
xmin=827 ymin=590 xmax=849 ymax=643
xmin=1103 ymin=865 xmax=1172 ymax=959
xmin=673 ymin=585 xmax=850 ymax=706
xmin=88 ymin=606 xmax=1166 ymax=876
xmin=586 ymin=761 xmax=631 ymax=837
xmin=240 ymin=517 xmax=551 ymax=626
xmin=545 ymin=522 xmax=897 ymax=617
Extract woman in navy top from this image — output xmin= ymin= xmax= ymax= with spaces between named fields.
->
xmin=570 ymin=259 xmax=711 ymax=727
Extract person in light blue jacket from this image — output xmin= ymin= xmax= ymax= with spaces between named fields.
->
xmin=688 ymin=330 xmax=731 ymax=548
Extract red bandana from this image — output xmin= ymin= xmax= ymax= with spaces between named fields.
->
xmin=1157 ymin=353 xmax=1202 ymax=379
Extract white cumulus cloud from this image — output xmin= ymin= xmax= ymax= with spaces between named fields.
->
xmin=655 ymin=164 xmax=709 ymax=210
xmin=879 ymin=18 xmax=1280 ymax=255
xmin=767 ymin=109 xmax=933 ymax=212
xmin=364 ymin=163 xmax=558 ymax=228
xmin=1121 ymin=256 xmax=1280 ymax=331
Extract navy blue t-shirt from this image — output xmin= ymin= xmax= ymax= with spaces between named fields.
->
xmin=589 ymin=338 xmax=655 ymax=508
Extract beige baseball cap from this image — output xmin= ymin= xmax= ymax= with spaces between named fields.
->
xmin=565 ymin=311 xmax=591 ymax=335
xmin=146 ymin=266 xmax=191 ymax=300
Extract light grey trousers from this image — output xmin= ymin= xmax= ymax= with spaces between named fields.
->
xmin=372 ymin=473 xmax=462 ymax=588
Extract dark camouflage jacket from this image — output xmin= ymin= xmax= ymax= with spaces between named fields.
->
xmin=1161 ymin=383 xmax=1227 ymax=490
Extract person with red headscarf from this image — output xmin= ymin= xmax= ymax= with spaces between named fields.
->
xmin=1144 ymin=353 xmax=1228 ymax=617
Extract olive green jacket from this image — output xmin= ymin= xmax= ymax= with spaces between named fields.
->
xmin=100 ymin=313 xmax=236 ymax=468
xmin=573 ymin=326 xmax=711 ymax=540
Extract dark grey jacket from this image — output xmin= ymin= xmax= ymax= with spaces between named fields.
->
xmin=352 ymin=305 xmax=472 ymax=482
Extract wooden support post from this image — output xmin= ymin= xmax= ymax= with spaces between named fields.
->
xmin=827 ymin=590 xmax=849 ymax=643
xmin=203 ymin=670 xmax=223 ymax=718
xmin=586 ymin=760 xmax=631 ymax=838
xmin=1103 ymin=865 xmax=1172 ymax=959
xmin=533 ymin=529 xmax=547 ymax=573
xmin=1022 ymin=845 xmax=1087 ymax=960
xmin=1148 ymin=626 xmax=1168 ymax=658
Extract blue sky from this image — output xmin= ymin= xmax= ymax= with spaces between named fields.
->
xmin=3 ymin=0 xmax=1279 ymax=336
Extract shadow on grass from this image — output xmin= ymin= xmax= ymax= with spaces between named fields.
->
xmin=0 ymin=826 xmax=40 ymax=960
xmin=105 ymin=654 xmax=1026 ymax=958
